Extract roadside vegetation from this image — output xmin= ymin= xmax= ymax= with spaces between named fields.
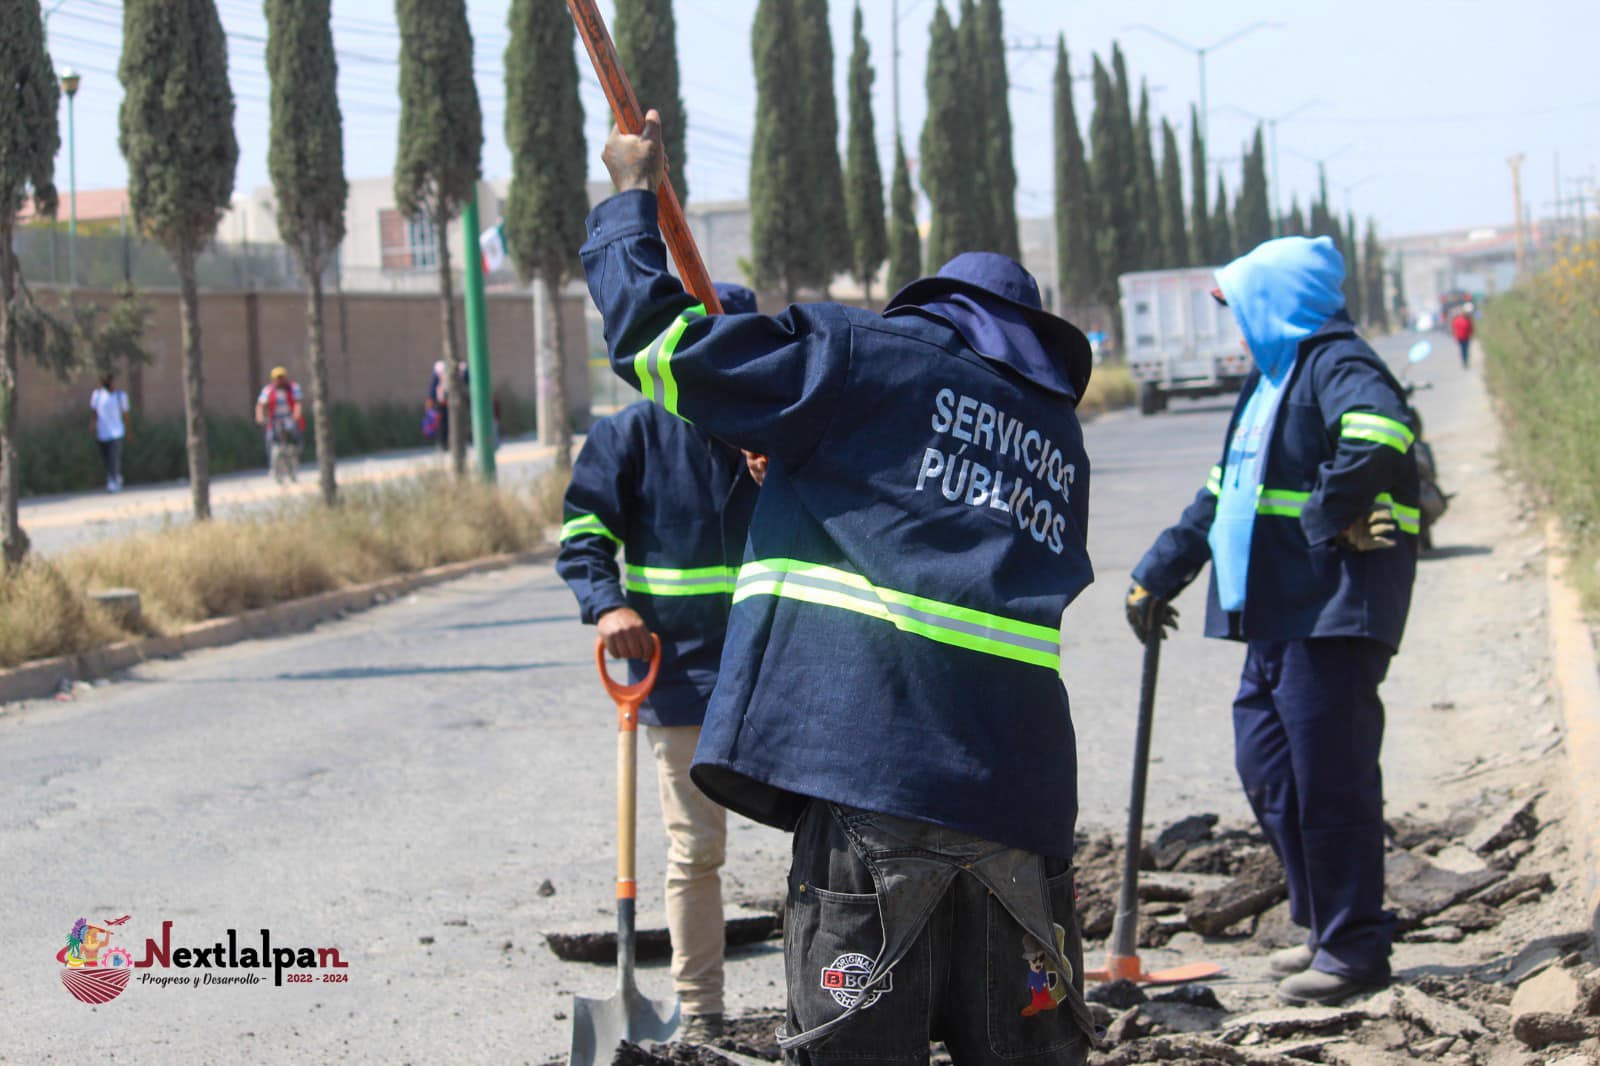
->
xmin=16 ymin=395 xmax=537 ymax=497
xmin=1479 ymin=239 xmax=1600 ymax=611
xmin=0 ymin=474 xmax=560 ymax=669
xmin=1079 ymin=362 xmax=1137 ymax=416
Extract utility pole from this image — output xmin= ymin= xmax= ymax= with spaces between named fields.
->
xmin=1508 ymin=154 xmax=1527 ymax=282
xmin=461 ymin=190 xmax=496 ymax=483
xmin=1125 ymin=21 xmax=1283 ymax=145
xmin=62 ymin=68 xmax=80 ymax=287
xmin=891 ymin=0 xmax=899 ymax=141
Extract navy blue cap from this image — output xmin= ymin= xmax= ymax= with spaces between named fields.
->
xmin=884 ymin=253 xmax=1093 ymax=402
xmin=714 ymin=281 xmax=757 ymax=315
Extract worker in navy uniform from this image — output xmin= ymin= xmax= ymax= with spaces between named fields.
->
xmin=1127 ymin=236 xmax=1420 ymax=1006
xmin=556 ymin=281 xmax=760 ymax=1042
xmin=582 ymin=110 xmax=1098 ymax=1063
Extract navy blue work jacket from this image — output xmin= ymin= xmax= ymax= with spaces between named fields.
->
xmin=1132 ymin=314 xmax=1419 ymax=651
xmin=581 ymin=191 xmax=1094 ymax=858
xmin=556 ymin=401 xmax=757 ymax=727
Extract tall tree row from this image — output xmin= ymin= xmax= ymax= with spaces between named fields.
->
xmin=1210 ymin=174 xmax=1234 ymax=263
xmin=394 ymin=0 xmax=482 ymax=477
xmin=1053 ymin=35 xmax=1095 ymax=311
xmin=504 ymin=0 xmax=588 ymax=471
xmin=120 ymin=0 xmax=239 ymax=520
xmin=1087 ymin=55 xmax=1133 ymax=322
xmin=1362 ymin=219 xmax=1387 ymax=331
xmin=265 ymin=0 xmax=346 ymax=507
xmin=844 ymin=3 xmax=887 ymax=303
xmin=750 ymin=0 xmax=846 ymax=297
xmin=614 ymin=0 xmax=688 ymax=205
xmin=1345 ymin=212 xmax=1363 ymax=324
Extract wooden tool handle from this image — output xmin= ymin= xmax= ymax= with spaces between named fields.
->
xmin=617 ymin=726 xmax=638 ymax=903
xmin=566 ymin=0 xmax=724 ymax=316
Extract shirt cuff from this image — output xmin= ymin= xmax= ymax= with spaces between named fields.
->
xmin=583 ymin=190 xmax=660 ymax=250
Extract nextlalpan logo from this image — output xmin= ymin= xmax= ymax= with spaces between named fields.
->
xmin=56 ymin=914 xmax=349 ymax=1003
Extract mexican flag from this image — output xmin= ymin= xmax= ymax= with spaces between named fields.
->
xmin=480 ymin=223 xmax=507 ymax=274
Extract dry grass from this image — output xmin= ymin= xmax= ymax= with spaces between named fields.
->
xmin=0 ymin=473 xmax=562 ymax=669
xmin=1079 ymin=363 xmax=1137 ymax=417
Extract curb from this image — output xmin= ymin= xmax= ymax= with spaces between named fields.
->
xmin=1544 ymin=518 xmax=1600 ymax=943
xmin=0 ymin=546 xmax=556 ymax=707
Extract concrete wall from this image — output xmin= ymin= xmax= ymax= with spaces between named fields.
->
xmin=18 ymin=286 xmax=591 ymax=431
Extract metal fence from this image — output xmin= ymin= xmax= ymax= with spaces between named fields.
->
xmin=16 ymin=222 xmax=329 ymax=292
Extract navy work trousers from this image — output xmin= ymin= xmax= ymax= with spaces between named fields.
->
xmin=1233 ymin=637 xmax=1396 ymax=981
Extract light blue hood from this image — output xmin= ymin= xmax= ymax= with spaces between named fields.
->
xmin=1215 ymin=236 xmax=1346 ymax=384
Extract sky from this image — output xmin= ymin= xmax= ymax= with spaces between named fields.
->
xmin=42 ymin=0 xmax=1600 ymax=239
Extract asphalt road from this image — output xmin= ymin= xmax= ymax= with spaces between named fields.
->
xmin=1 ymin=331 xmax=1529 ymax=1063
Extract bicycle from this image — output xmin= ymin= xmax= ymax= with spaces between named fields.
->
xmin=269 ymin=416 xmax=301 ymax=485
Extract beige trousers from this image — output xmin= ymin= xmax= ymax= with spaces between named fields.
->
xmin=645 ymin=724 xmax=727 ymax=1016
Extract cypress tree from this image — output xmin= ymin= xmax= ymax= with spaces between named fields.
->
xmin=796 ymin=0 xmax=850 ymax=287
xmin=1363 ymin=219 xmax=1388 ymax=332
xmin=1188 ymin=105 xmax=1211 ymax=264
xmin=1308 ymin=163 xmax=1337 ymax=241
xmin=1132 ymin=82 xmax=1160 ymax=268
xmin=952 ymin=0 xmax=994 ymax=251
xmin=614 ymin=0 xmax=688 ymax=204
xmin=0 ymin=0 xmax=59 ymax=564
xmin=394 ymin=0 xmax=483 ymax=477
xmin=1234 ymin=125 xmax=1272 ymax=253
xmin=266 ymin=0 xmax=346 ymax=507
xmin=921 ymin=2 xmax=970 ymax=267
xmin=977 ymin=0 xmax=1019 ymax=258
xmin=886 ymin=135 xmax=921 ymax=294
xmin=751 ymin=0 xmax=802 ymax=298
xmin=1157 ymin=117 xmax=1188 ymax=268
xmin=1088 ymin=54 xmax=1134 ymax=315
xmin=1053 ymin=35 xmax=1095 ymax=309
xmin=844 ymin=3 xmax=888 ymax=303
xmin=1282 ymin=196 xmax=1306 ymax=237
xmin=1391 ymin=248 xmax=1408 ymax=320
xmin=119 ymin=0 xmax=239 ymax=520
xmin=1344 ymin=212 xmax=1363 ymax=324
xmin=505 ymin=0 xmax=588 ymax=470
xmin=1210 ymin=172 xmax=1234 ymax=263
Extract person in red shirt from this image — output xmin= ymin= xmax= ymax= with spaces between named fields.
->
xmin=1450 ymin=308 xmax=1474 ymax=369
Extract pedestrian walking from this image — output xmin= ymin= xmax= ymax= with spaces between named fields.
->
xmin=1127 ymin=236 xmax=1420 ymax=1007
xmin=1450 ymin=306 xmax=1474 ymax=368
xmin=582 ymin=111 xmax=1099 ymax=1062
xmin=89 ymin=372 xmax=130 ymax=493
xmin=556 ymin=281 xmax=762 ymax=1043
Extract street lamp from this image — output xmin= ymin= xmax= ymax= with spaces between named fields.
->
xmin=1339 ymin=175 xmax=1380 ymax=221
xmin=1125 ymin=20 xmax=1283 ymax=145
xmin=1221 ymin=100 xmax=1321 ymax=236
xmin=61 ymin=68 xmax=80 ymax=288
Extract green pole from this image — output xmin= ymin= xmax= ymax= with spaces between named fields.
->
xmin=461 ymin=189 xmax=497 ymax=482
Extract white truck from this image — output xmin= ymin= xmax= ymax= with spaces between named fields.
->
xmin=1120 ymin=267 xmax=1252 ymax=415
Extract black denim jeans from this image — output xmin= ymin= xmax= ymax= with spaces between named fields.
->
xmin=780 ymin=801 xmax=1092 ymax=1065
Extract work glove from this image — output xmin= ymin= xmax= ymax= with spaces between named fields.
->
xmin=1338 ymin=506 xmax=1398 ymax=552
xmin=1126 ymin=582 xmax=1178 ymax=644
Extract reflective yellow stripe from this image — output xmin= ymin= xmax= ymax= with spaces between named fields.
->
xmin=732 ymin=558 xmax=1061 ymax=671
xmin=1340 ymin=412 xmax=1414 ymax=453
xmin=623 ymin=563 xmax=737 ymax=597
xmin=1252 ymin=489 xmax=1420 ymax=535
xmin=1205 ymin=465 xmax=1222 ymax=496
xmin=560 ymin=514 xmax=621 ymax=545
xmin=631 ymin=304 xmax=705 ymax=419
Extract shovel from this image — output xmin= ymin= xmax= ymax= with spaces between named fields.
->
xmin=1086 ymin=630 xmax=1225 ymax=986
xmin=571 ymin=634 xmax=680 ymax=1064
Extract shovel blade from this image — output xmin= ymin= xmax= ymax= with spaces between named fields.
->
xmin=570 ymin=988 xmax=680 ymax=1066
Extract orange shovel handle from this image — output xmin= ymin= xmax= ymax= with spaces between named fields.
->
xmin=595 ymin=635 xmax=662 ymax=731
